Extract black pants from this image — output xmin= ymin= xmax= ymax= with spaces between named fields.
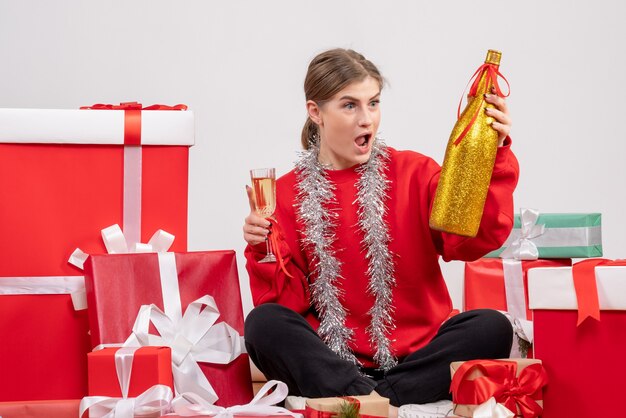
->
xmin=244 ymin=304 xmax=512 ymax=406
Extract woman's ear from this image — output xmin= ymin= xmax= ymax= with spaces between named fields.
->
xmin=306 ymin=100 xmax=322 ymax=126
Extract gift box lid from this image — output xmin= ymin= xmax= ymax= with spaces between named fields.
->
xmin=528 ymin=265 xmax=626 ymax=310
xmin=0 ymin=107 xmax=194 ymax=145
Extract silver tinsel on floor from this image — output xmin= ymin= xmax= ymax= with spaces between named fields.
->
xmin=295 ymin=140 xmax=397 ymax=370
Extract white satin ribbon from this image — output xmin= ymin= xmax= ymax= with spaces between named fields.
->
xmin=69 ymin=224 xmax=175 ymax=269
xmin=502 ymin=260 xmax=527 ymax=321
xmin=500 ymin=260 xmax=533 ymax=357
xmin=79 ymin=384 xmax=173 ymax=418
xmin=472 ymin=397 xmax=514 ymax=418
xmin=500 ymin=208 xmax=545 ymax=261
xmin=124 ymin=252 xmax=245 ymax=404
xmin=79 ymin=347 xmax=174 ymax=418
xmin=123 ymin=145 xmax=142 ymax=250
xmin=0 ymin=276 xmax=86 ymax=310
xmin=170 ymin=380 xmax=302 ymax=418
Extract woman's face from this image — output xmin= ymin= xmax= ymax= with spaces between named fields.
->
xmin=308 ymin=76 xmax=381 ymax=170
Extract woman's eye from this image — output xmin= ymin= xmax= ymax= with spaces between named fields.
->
xmin=370 ymin=100 xmax=380 ymax=108
xmin=344 ymin=103 xmax=355 ymax=110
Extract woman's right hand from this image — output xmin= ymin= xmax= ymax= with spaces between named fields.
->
xmin=243 ymin=185 xmax=271 ymax=246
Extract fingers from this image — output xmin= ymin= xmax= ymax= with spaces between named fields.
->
xmin=243 ymin=213 xmax=271 ymax=246
xmin=484 ymin=87 xmax=511 ymax=144
xmin=484 ymin=92 xmax=508 ymax=114
xmin=246 ymin=185 xmax=256 ymax=212
xmin=244 ymin=185 xmax=272 ymax=246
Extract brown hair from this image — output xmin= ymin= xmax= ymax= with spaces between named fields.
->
xmin=301 ymin=48 xmax=384 ymax=149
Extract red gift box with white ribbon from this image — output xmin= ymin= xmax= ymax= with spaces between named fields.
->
xmin=84 ymin=250 xmax=253 ymax=407
xmin=528 ymin=260 xmax=626 ymax=418
xmin=0 ymin=104 xmax=193 ymax=401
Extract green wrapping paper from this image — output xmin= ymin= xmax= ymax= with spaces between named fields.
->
xmin=486 ymin=210 xmax=602 ymax=259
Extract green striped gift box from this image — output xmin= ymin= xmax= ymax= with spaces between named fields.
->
xmin=486 ymin=212 xmax=602 ymax=259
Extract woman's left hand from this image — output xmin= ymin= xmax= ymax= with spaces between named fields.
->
xmin=484 ymin=85 xmax=512 ymax=146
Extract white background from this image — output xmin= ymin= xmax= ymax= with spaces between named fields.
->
xmin=1 ymin=1 xmax=625 ymax=314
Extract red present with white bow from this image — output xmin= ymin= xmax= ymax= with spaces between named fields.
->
xmin=87 ymin=346 xmax=174 ymax=398
xmin=528 ymin=259 xmax=626 ymax=418
xmin=84 ymin=250 xmax=253 ymax=406
xmin=0 ymin=104 xmax=193 ymax=401
xmin=0 ymin=104 xmax=193 ymax=276
xmin=464 ymin=258 xmax=570 ymax=357
xmin=80 ymin=346 xmax=174 ymax=418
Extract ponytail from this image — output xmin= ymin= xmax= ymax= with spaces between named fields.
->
xmin=301 ymin=118 xmax=319 ymax=150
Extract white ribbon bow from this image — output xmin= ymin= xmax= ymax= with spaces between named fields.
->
xmin=79 ymin=347 xmax=174 ymax=418
xmin=170 ymin=380 xmax=302 ymax=418
xmin=68 ymin=224 xmax=174 ymax=310
xmin=500 ymin=208 xmax=545 ymax=261
xmin=69 ymin=223 xmax=175 ymax=269
xmin=124 ymin=294 xmax=245 ymax=404
xmin=472 ymin=397 xmax=515 ymax=418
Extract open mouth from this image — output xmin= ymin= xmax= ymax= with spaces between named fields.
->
xmin=355 ymin=133 xmax=372 ymax=148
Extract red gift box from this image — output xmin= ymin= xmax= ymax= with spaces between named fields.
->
xmin=464 ymin=258 xmax=571 ymax=320
xmin=528 ymin=262 xmax=626 ymax=418
xmin=0 ymin=105 xmax=193 ymax=401
xmin=450 ymin=359 xmax=547 ymax=418
xmin=84 ymin=250 xmax=253 ymax=406
xmin=88 ymin=346 xmax=174 ymax=397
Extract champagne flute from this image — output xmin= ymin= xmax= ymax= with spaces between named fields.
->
xmin=250 ymin=168 xmax=277 ymax=263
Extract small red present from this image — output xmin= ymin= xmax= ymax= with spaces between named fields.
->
xmin=304 ymin=394 xmax=389 ymax=418
xmin=88 ymin=346 xmax=174 ymax=397
xmin=450 ymin=359 xmax=547 ymax=418
xmin=84 ymin=250 xmax=253 ymax=406
xmin=528 ymin=260 xmax=626 ymax=418
xmin=0 ymin=104 xmax=192 ymax=401
xmin=80 ymin=346 xmax=173 ymax=418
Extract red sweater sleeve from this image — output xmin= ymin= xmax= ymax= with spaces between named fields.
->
xmin=244 ymin=173 xmax=311 ymax=313
xmin=429 ymin=137 xmax=520 ymax=261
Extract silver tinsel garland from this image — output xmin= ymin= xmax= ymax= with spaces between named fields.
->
xmin=295 ymin=140 xmax=397 ymax=370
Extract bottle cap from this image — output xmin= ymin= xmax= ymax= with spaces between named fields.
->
xmin=485 ymin=50 xmax=502 ymax=65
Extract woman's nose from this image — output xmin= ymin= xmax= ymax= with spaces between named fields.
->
xmin=358 ymin=109 xmax=372 ymax=126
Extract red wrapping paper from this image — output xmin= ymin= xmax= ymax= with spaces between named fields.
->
xmin=464 ymin=258 xmax=571 ymax=320
xmin=0 ymin=293 xmax=91 ymax=401
xmin=0 ymin=144 xmax=189 ymax=276
xmin=88 ymin=346 xmax=174 ymax=397
xmin=534 ymin=310 xmax=626 ymax=417
xmin=84 ymin=250 xmax=253 ymax=406
xmin=1 ymin=135 xmax=189 ymax=401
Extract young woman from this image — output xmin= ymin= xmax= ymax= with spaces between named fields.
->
xmin=242 ymin=48 xmax=517 ymax=411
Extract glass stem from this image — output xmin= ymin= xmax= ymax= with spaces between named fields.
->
xmin=266 ymin=236 xmax=274 ymax=257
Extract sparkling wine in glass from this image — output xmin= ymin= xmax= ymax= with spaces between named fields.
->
xmin=250 ymin=168 xmax=277 ymax=263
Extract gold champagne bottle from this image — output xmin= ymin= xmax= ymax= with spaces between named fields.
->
xmin=429 ymin=50 xmax=505 ymax=237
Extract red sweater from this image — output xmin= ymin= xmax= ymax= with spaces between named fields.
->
xmin=245 ymin=141 xmax=519 ymax=367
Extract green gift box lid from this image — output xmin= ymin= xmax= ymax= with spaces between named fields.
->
xmin=485 ymin=212 xmax=602 ymax=259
